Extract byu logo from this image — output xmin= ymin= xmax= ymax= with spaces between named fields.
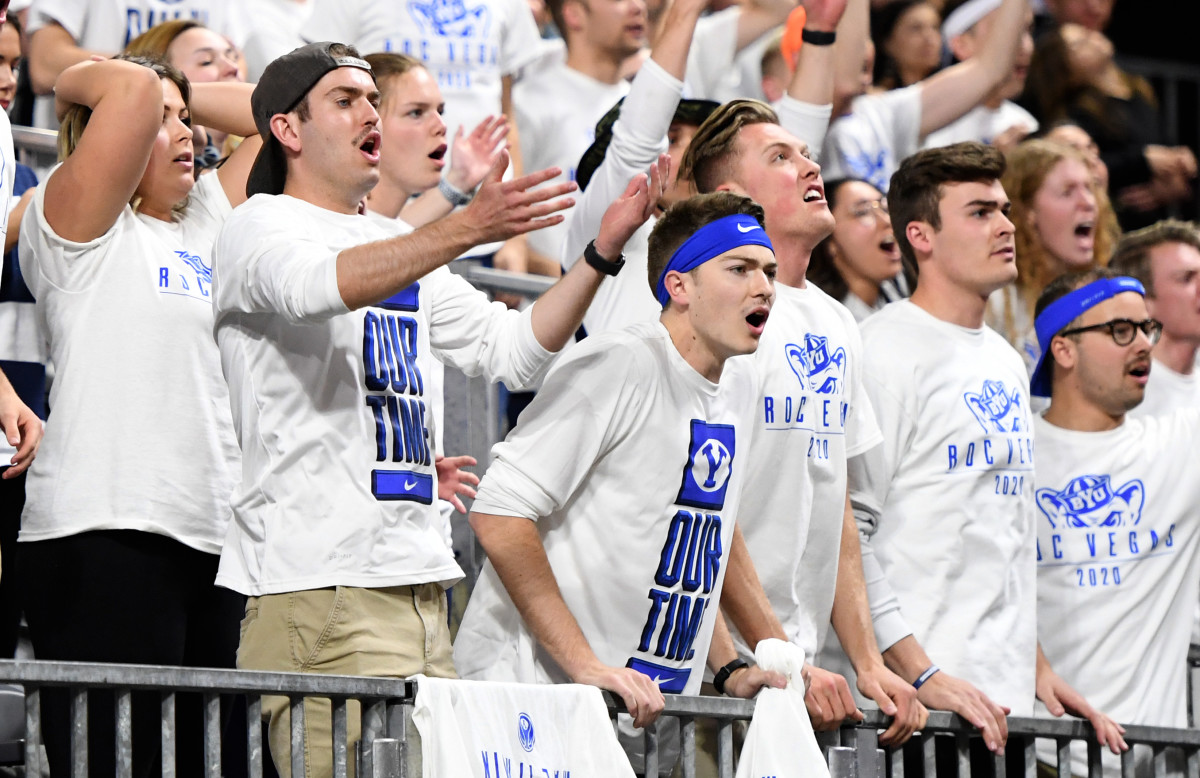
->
xmin=964 ymin=379 xmax=1024 ymax=434
xmin=785 ymin=334 xmax=846 ymax=395
xmin=846 ymin=149 xmax=892 ymax=193
xmin=159 ymin=250 xmax=212 ymax=300
xmin=409 ymin=0 xmax=491 ymax=38
xmin=676 ymin=420 xmax=736 ymax=511
xmin=1036 ymin=474 xmax=1145 ymax=529
xmin=517 ymin=712 xmax=535 ymax=752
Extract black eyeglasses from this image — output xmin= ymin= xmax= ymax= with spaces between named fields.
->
xmin=1059 ymin=318 xmax=1163 ymax=346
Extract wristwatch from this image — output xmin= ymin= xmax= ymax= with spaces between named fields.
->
xmin=713 ymin=658 xmax=749 ymax=695
xmin=584 ymin=239 xmax=625 ymax=276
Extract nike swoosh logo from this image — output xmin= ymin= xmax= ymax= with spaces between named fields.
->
xmin=652 ymin=675 xmax=670 ymax=686
xmin=404 ymin=479 xmax=417 ymax=490
xmin=736 ymin=223 xmax=760 ymax=233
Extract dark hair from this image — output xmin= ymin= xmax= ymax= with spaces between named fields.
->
xmin=808 ymin=178 xmax=917 ymax=303
xmin=1025 ymin=25 xmax=1155 ymax=136
xmin=293 ymin=43 xmax=363 ymax=122
xmin=680 ymin=99 xmax=779 ymax=194
xmin=546 ymin=0 xmax=570 ymax=45
xmin=870 ymin=0 xmax=940 ymax=89
xmin=887 ymin=141 xmax=1006 ymax=266
xmin=1110 ymin=220 xmax=1200 ymax=297
xmin=647 ymin=192 xmax=766 ymax=306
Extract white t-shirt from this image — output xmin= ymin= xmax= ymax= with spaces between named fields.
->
xmin=240 ymin=0 xmax=314 ymax=82
xmin=455 ymin=319 xmax=758 ymax=699
xmin=733 ymin=281 xmax=882 ymax=661
xmin=849 ymin=301 xmax=1037 ymax=714
xmin=24 ymin=0 xmax=247 ymax=128
xmin=682 ymin=8 xmax=739 ymax=100
xmin=514 ymin=63 xmax=629 ymax=265
xmin=1128 ymin=357 xmax=1200 ymax=646
xmin=821 ymin=86 xmax=922 ymax=195
xmin=1033 ymin=411 xmax=1200 ymax=776
xmin=17 ymin=170 xmax=240 ymax=553
xmin=921 ymin=101 xmax=1038 ymax=150
xmin=212 ymin=194 xmax=554 ymax=595
xmin=300 ymin=0 xmax=542 ymax=147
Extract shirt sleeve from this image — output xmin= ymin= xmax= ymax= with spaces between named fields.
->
xmin=211 ymin=203 xmax=348 ymax=323
xmin=499 ymin=0 xmax=545 ymax=76
xmin=24 ymin=0 xmax=87 ymax=39
xmin=425 ymin=266 xmax=554 ymax=391
xmin=561 ymin=58 xmax=679 ymax=269
xmin=777 ymin=97 xmax=832 ymax=163
xmin=18 ymin=176 xmax=118 ymax=296
xmin=472 ymin=339 xmax=647 ymax=519
xmin=849 ymin=357 xmax=916 ymax=652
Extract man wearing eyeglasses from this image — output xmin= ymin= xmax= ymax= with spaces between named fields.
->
xmin=1029 ymin=267 xmax=1200 ymax=777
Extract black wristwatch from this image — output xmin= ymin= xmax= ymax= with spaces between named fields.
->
xmin=713 ymin=658 xmax=749 ymax=695
xmin=584 ymin=239 xmax=625 ymax=276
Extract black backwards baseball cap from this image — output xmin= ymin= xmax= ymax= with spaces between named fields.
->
xmin=246 ymin=42 xmax=375 ymax=198
xmin=574 ymin=97 xmax=720 ymax=192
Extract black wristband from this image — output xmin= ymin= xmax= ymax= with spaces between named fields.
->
xmin=713 ymin=658 xmax=749 ymax=695
xmin=801 ymin=28 xmax=837 ymax=46
xmin=584 ymin=239 xmax=625 ymax=276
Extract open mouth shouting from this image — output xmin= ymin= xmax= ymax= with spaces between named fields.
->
xmin=429 ymin=143 xmax=448 ymax=169
xmin=803 ymin=184 xmax=825 ymax=204
xmin=358 ymin=130 xmax=382 ymax=164
xmin=746 ymin=306 xmax=770 ymax=337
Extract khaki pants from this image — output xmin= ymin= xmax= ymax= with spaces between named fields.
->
xmin=237 ymin=584 xmax=456 ymax=778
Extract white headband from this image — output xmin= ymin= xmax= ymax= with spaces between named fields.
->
xmin=941 ymin=0 xmax=1003 ymax=39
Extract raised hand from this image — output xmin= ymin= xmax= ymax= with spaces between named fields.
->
xmin=464 ymin=150 xmax=578 ymax=244
xmin=593 ymin=153 xmax=671 ymax=259
xmin=446 ymin=115 xmax=510 ymax=194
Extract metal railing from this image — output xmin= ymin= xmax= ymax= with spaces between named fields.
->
xmin=4 ymin=660 xmax=1200 ymax=778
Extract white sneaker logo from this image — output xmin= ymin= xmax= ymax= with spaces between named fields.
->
xmin=404 ymin=479 xmax=417 ymax=490
xmin=736 ymin=223 xmax=760 ymax=233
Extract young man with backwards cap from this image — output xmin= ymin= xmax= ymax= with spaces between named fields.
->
xmin=454 ymin=193 xmax=787 ymax=771
xmin=211 ymin=41 xmax=659 ymax=778
xmin=843 ymin=142 xmax=1124 ymax=761
xmin=1030 ymin=268 xmax=1200 ymax=776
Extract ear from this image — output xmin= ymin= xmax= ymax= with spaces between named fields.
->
xmin=270 ymin=113 xmax=302 ymax=154
xmin=663 ymin=269 xmax=691 ymax=308
xmin=715 ymin=181 xmax=746 ymax=196
xmin=947 ymin=32 xmax=974 ymax=62
xmin=1049 ymin=334 xmax=1077 ymax=372
xmin=561 ymin=0 xmax=586 ymax=34
xmin=905 ymin=221 xmax=934 ymax=256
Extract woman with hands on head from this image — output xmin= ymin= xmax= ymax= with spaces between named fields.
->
xmin=16 ymin=54 xmax=261 ymax=778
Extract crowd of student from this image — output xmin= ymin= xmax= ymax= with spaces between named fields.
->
xmin=0 ymin=0 xmax=1198 ymax=776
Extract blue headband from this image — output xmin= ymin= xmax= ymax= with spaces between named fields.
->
xmin=655 ymin=214 xmax=774 ymax=307
xmin=1029 ymin=276 xmax=1145 ymax=397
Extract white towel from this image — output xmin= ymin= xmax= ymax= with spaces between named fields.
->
xmin=411 ymin=675 xmax=636 ymax=777
xmin=735 ymin=639 xmax=831 ymax=778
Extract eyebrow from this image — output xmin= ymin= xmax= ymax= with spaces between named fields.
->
xmin=327 ymin=85 xmax=379 ymax=102
xmin=964 ymin=199 xmax=1012 ymax=212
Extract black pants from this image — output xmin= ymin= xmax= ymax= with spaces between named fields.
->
xmin=0 ymin=470 xmax=26 ymax=656
xmin=19 ymin=530 xmax=247 ymax=778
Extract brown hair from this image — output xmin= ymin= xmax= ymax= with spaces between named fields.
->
xmin=364 ymin=52 xmax=425 ymax=110
xmin=58 ymin=54 xmax=191 ymax=162
xmin=647 ymin=192 xmax=767 ymax=306
xmin=997 ymin=138 xmax=1117 ymax=342
xmin=680 ymin=99 xmax=779 ymax=194
xmin=124 ymin=19 xmax=204 ymax=60
xmin=1110 ymin=220 xmax=1200 ymax=297
xmin=887 ymin=141 xmax=1006 ymax=266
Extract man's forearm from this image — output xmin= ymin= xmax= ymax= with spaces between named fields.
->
xmin=830 ymin=494 xmax=887 ymax=674
xmin=470 ymin=511 xmax=604 ymax=680
xmin=719 ymin=524 xmax=787 ymax=648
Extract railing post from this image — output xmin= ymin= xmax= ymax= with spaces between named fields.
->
xmin=204 ymin=692 xmax=222 ymax=778
xmin=24 ymin=685 xmax=42 ymax=778
xmin=115 ymin=689 xmax=133 ymax=778
xmin=71 ymin=688 xmax=88 ymax=778
xmin=828 ymin=745 xmax=858 ymax=778
xmin=643 ymin=717 xmax=660 ymax=778
xmin=247 ymin=695 xmax=264 ymax=778
xmin=290 ymin=696 xmax=306 ymax=778
xmin=162 ymin=690 xmax=177 ymax=778
xmin=679 ymin=716 xmax=697 ymax=778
